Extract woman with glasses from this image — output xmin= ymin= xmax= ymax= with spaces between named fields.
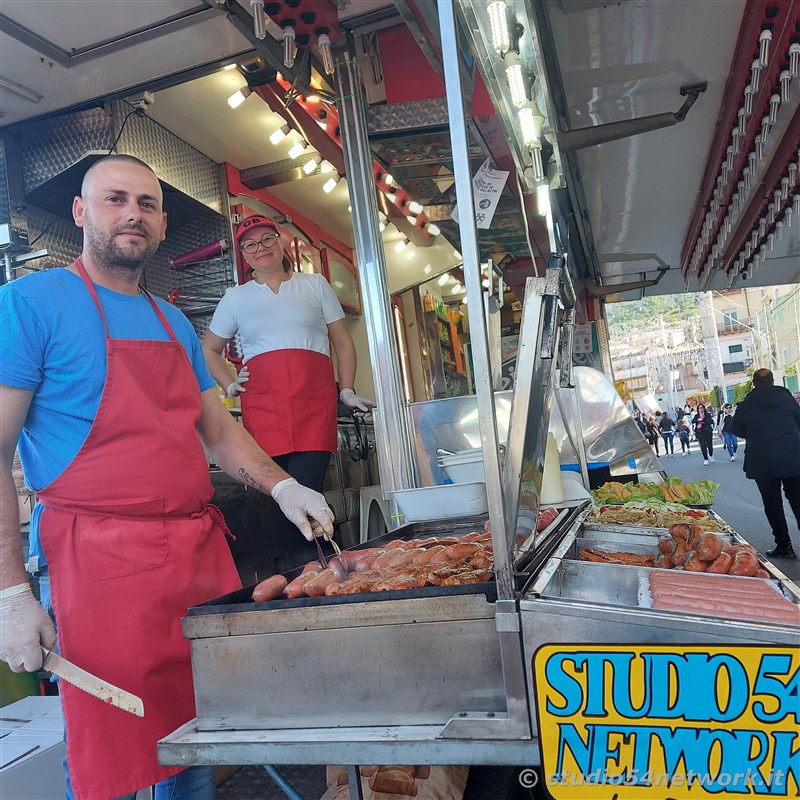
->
xmin=202 ymin=216 xmax=373 ymax=566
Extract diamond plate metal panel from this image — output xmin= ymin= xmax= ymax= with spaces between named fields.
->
xmin=145 ymin=212 xmax=235 ymax=339
xmin=25 ymin=205 xmax=233 ymax=339
xmin=366 ymin=98 xmax=450 ymax=134
xmin=20 ymin=108 xmax=115 ymax=194
xmin=26 ymin=206 xmax=82 ymax=269
xmin=113 ymin=101 xmax=226 ymax=215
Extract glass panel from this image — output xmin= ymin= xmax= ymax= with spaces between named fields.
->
xmin=328 ymin=257 xmax=360 ymax=311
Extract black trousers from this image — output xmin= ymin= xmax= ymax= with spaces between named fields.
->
xmin=754 ymin=475 xmax=800 ymax=549
xmin=271 ymin=450 xmax=333 ymax=569
xmin=697 ymin=429 xmax=714 ymax=460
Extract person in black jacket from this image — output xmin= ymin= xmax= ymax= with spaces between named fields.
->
xmin=731 ymin=368 xmax=800 ymax=559
xmin=718 ymin=403 xmax=738 ymax=461
xmin=693 ymin=404 xmax=715 ymax=464
xmin=658 ymin=411 xmax=675 ymax=457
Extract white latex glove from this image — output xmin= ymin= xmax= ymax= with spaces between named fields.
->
xmin=271 ymin=478 xmax=335 ymax=541
xmin=226 ymin=365 xmax=250 ymax=398
xmin=340 ymin=388 xmax=375 ymax=413
xmin=0 ymin=583 xmax=56 ymax=673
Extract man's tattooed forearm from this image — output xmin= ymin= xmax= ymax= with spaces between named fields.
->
xmin=238 ymin=467 xmax=266 ymax=493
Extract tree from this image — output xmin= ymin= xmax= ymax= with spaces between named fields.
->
xmin=732 ymin=380 xmax=753 ymax=404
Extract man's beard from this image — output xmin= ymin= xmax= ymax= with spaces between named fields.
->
xmin=84 ymin=215 xmax=160 ymax=276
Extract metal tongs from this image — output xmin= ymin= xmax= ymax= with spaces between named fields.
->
xmin=314 ymin=533 xmax=344 ymax=571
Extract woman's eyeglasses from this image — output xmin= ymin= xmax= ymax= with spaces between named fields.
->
xmin=241 ymin=233 xmax=280 ymax=253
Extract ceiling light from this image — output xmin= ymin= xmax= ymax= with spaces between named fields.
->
xmin=394 ymin=238 xmax=409 ymax=253
xmin=322 ymin=174 xmax=341 ymax=193
xmin=283 ymin=25 xmax=296 ymax=69
xmin=379 ymin=222 xmax=386 ymax=232
xmin=487 ymin=1 xmax=510 ymax=54
xmin=482 ymin=278 xmax=490 ymax=288
xmin=0 ymin=76 xmax=43 ymax=103
xmin=227 ymin=86 xmax=252 ymax=109
xmin=407 ymin=201 xmax=424 ymax=214
xmin=319 ymin=160 xmax=335 ymax=174
xmin=384 ymin=174 xmax=395 ymax=186
xmin=223 ymin=63 xmax=238 ymax=71
xmin=407 ymin=216 xmax=418 ymax=225
xmin=537 ymin=184 xmax=550 ymax=216
xmin=504 ymin=51 xmax=527 ymax=108
xmin=518 ymin=101 xmax=544 ymax=147
xmin=287 ymin=140 xmax=306 ymax=159
xmin=303 ymin=154 xmax=321 ymax=174
xmin=251 ymin=0 xmax=267 ymax=39
xmin=437 ymin=273 xmax=451 ymax=286
xmin=451 ymin=282 xmax=463 ymax=294
xmin=427 ymin=223 xmax=441 ymax=237
xmin=405 ymin=249 xmax=415 ymax=260
xmin=270 ymin=124 xmax=291 ymax=145
xmin=347 ymin=205 xmax=352 ymax=213
xmin=317 ymin=32 xmax=334 ymax=75
xmin=306 ymin=94 xmax=320 ymax=103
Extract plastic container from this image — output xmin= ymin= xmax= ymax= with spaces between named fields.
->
xmin=540 ymin=432 xmax=565 ymax=504
xmin=438 ymin=448 xmax=485 ymax=484
xmin=390 ymin=481 xmax=488 ymax=522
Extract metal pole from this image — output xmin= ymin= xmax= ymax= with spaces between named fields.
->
xmin=334 ymin=49 xmax=417 ymax=495
xmin=437 ymin=0 xmax=509 ymax=593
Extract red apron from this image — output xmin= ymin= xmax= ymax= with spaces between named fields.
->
xmin=37 ymin=259 xmax=241 ymax=800
xmin=240 ymin=348 xmax=338 ymax=457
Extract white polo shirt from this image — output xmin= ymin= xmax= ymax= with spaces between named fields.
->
xmin=209 ymin=272 xmax=345 ymax=362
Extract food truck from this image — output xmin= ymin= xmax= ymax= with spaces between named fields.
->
xmin=1 ymin=1 xmax=798 ymax=798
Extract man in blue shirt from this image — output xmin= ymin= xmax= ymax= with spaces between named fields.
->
xmin=0 ymin=155 xmax=335 ymax=799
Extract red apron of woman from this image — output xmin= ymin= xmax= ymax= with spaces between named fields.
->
xmin=37 ymin=259 xmax=241 ymax=800
xmin=240 ymin=348 xmax=337 ymax=457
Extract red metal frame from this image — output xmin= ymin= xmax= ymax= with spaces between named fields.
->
xmin=260 ymin=0 xmax=340 ymax=47
xmin=251 ymin=79 xmax=436 ymax=248
xmin=722 ymin=107 xmax=800 ymax=271
xmin=681 ymin=0 xmax=800 ymax=277
xmin=225 ymin=163 xmax=353 ymax=263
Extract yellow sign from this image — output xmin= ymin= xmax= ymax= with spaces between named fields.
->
xmin=533 ymin=644 xmax=799 ymax=799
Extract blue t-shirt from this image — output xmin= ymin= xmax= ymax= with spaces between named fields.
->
xmin=0 ymin=268 xmax=215 ymax=568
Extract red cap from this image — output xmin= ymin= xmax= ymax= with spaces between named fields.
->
xmin=235 ymin=215 xmax=278 ymax=244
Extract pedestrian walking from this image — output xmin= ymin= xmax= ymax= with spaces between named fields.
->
xmin=676 ymin=418 xmax=691 ymax=455
xmin=694 ymin=404 xmax=715 ymax=464
xmin=719 ymin=403 xmax=738 ymax=461
xmin=647 ymin=415 xmax=661 ymax=456
xmin=731 ymin=368 xmax=800 ymax=559
xmin=658 ymin=411 xmax=676 ymax=457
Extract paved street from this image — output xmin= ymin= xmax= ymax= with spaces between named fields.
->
xmin=653 ymin=435 xmax=800 ymax=581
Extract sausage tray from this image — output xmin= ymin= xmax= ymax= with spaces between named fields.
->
xmin=519 ymin=521 xmax=800 ymax=692
xmin=183 ymin=514 xmax=573 ymax=733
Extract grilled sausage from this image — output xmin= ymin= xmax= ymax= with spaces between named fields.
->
xmin=669 ymin=523 xmax=694 ymax=541
xmin=411 ymin=545 xmax=447 ymax=565
xmin=707 ymin=552 xmax=734 ymax=574
xmin=301 ymin=560 xmax=323 ymax=575
xmin=729 ymin=551 xmax=759 ymax=577
xmin=340 ymin=548 xmax=381 ymax=569
xmin=684 ymin=552 xmax=708 ymax=572
xmin=443 ymin=543 xmax=482 ymax=562
xmin=658 ymin=537 xmax=674 ymax=554
xmin=304 ymin=568 xmax=341 ymax=597
xmin=284 ymin=571 xmax=317 ymax=599
xmin=326 ymin=557 xmax=348 ymax=581
xmin=694 ymin=533 xmax=723 ymax=562
xmin=251 ymin=575 xmax=288 ymax=602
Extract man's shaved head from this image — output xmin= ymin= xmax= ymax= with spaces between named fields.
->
xmin=80 ymin=155 xmax=159 ymax=197
xmin=73 ymin=156 xmax=167 ymax=281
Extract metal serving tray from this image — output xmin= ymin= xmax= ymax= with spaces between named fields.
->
xmin=522 ymin=523 xmax=800 ymax=651
xmin=184 ymin=518 xmax=509 ymax=732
